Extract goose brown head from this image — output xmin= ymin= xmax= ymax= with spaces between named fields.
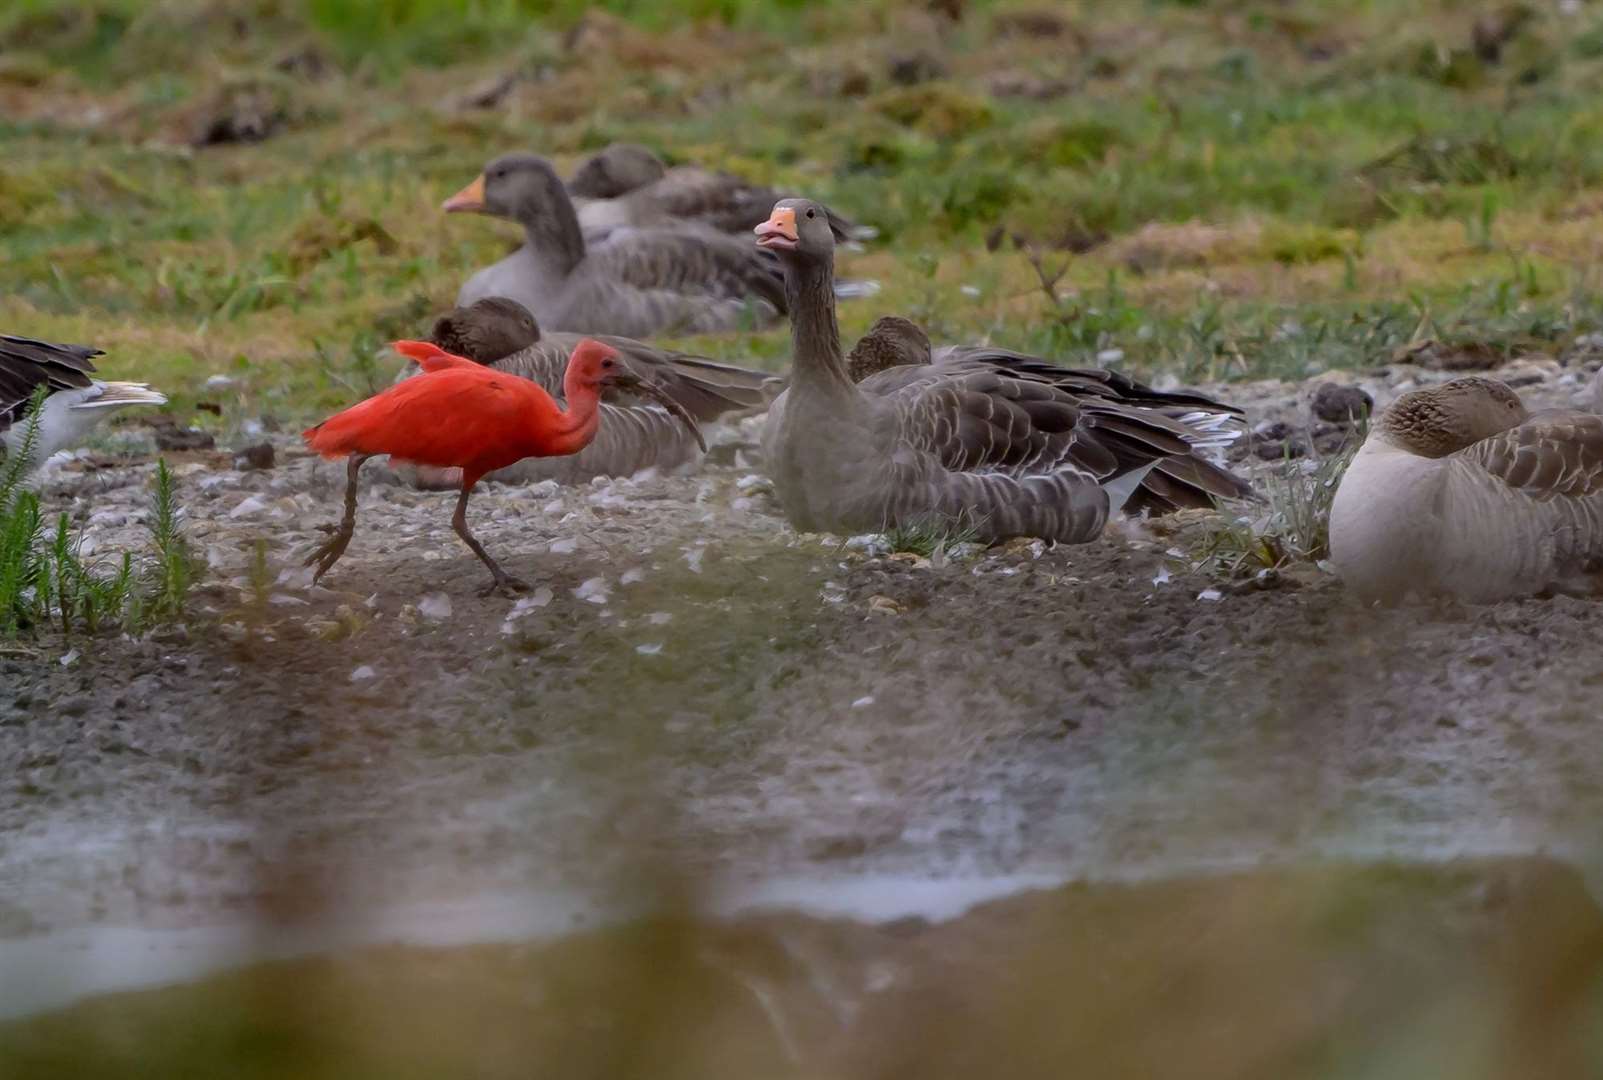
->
xmin=431 ymin=298 xmax=541 ymax=365
xmin=1378 ymin=376 xmax=1530 ymax=457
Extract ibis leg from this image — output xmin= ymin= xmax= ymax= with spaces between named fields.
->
xmin=451 ymin=486 xmax=530 ymax=597
xmin=305 ymin=453 xmax=371 ymax=585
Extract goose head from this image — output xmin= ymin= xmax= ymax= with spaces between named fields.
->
xmin=431 ymin=297 xmax=541 ymax=365
xmin=1377 ymin=376 xmax=1529 ymax=457
xmin=443 ymin=154 xmax=567 ymax=226
xmin=847 ymin=315 xmax=932 ymax=381
xmin=567 ymin=143 xmax=667 ymax=200
xmin=755 ymin=198 xmax=836 ymax=265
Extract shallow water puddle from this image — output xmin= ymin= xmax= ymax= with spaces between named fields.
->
xmin=2 ymin=859 xmax=1601 ymax=1078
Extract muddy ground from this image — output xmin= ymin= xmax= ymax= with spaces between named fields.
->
xmin=3 ymin=356 xmax=1603 ymax=1068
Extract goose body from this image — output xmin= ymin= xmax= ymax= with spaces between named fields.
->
xmin=568 ymin=143 xmax=866 ymax=243
xmin=1 ymin=334 xmax=166 ymax=471
xmin=446 ymin=155 xmax=787 ymax=338
xmin=755 ymin=201 xmax=1252 ymax=543
xmin=420 ymin=298 xmax=775 ymax=485
xmin=1330 ymin=377 xmax=1603 ymax=602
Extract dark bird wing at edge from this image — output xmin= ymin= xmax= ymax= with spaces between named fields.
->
xmin=1 ymin=334 xmax=101 ymax=432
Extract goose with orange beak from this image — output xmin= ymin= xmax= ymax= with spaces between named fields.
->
xmin=439 ymin=154 xmax=788 ymax=338
xmin=754 ymin=198 xmax=1253 ymax=539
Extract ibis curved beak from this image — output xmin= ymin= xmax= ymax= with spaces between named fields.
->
xmin=609 ymin=374 xmax=707 ymax=453
xmin=754 ymin=207 xmax=798 ymax=250
xmin=442 ymin=174 xmax=487 ymax=213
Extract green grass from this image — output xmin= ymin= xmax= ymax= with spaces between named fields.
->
xmin=1 ymin=401 xmax=197 ymax=638
xmin=8 ymin=1 xmax=1603 ymax=423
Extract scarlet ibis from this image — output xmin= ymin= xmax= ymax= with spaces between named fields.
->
xmin=2 ymin=335 xmax=166 ymax=472
xmin=301 ymin=337 xmax=703 ymax=596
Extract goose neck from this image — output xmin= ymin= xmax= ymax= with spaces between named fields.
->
xmin=785 ymin=258 xmax=855 ymax=400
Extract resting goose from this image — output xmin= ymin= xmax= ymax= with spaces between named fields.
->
xmin=416 ymin=297 xmax=775 ymax=485
xmin=754 ymin=200 xmax=1252 ymax=541
xmin=1330 ymin=376 xmax=1603 ymax=602
xmin=444 ymin=154 xmax=788 ymax=338
xmin=567 ymin=143 xmax=866 ymax=243
xmin=846 ymin=315 xmax=933 ymax=382
xmin=1 ymin=335 xmax=166 ymax=472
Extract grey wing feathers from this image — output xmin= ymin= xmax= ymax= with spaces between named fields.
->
xmin=1 ymin=334 xmax=101 ymax=431
xmin=865 ymin=351 xmax=1253 ymax=514
xmin=494 ymin=334 xmax=776 ymax=424
xmin=585 ymin=228 xmax=787 ymax=317
xmin=484 ymin=401 xmax=705 ymax=485
xmin=1465 ymin=409 xmax=1603 ymax=499
xmin=609 ymin=167 xmax=863 ymax=241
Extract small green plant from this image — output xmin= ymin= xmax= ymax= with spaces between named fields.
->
xmin=1196 ymin=430 xmax=1363 ymax=576
xmin=1465 ymin=190 xmax=1500 ymax=253
xmin=0 ymin=425 xmax=198 ymax=638
xmin=147 ymin=459 xmax=195 ymax=620
xmin=883 ymin=514 xmax=983 ymax=559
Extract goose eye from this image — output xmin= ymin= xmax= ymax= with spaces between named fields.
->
xmin=805 ymin=208 xmax=816 ymax=219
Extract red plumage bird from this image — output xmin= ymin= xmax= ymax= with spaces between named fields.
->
xmin=302 ymin=337 xmax=703 ymax=596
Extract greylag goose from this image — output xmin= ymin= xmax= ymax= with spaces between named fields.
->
xmin=1330 ymin=376 xmax=1603 ymax=602
xmin=567 ymin=143 xmax=866 ymax=243
xmin=444 ymin=154 xmax=788 ymax=337
xmin=411 ymin=297 xmax=775 ymax=486
xmin=754 ymin=199 xmax=1252 ymax=541
xmin=846 ymin=316 xmax=933 ymax=382
xmin=2 ymin=335 xmax=166 ymax=472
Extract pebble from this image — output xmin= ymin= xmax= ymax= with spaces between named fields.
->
xmin=229 ymin=495 xmax=269 ymax=519
xmin=233 ymin=443 xmax=276 ymax=471
xmin=418 ymin=593 xmax=453 ymax=620
xmin=349 ymin=665 xmax=376 ymax=682
xmin=574 ymin=577 xmax=610 ymax=604
xmin=1309 ymin=383 xmax=1372 ymax=424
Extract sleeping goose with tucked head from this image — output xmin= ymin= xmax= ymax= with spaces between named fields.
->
xmin=444 ymin=154 xmax=788 ymax=338
xmin=1 ymin=335 xmax=166 ymax=473
xmin=1330 ymin=376 xmax=1603 ymax=602
xmin=566 ymin=143 xmax=867 ymax=244
xmin=753 ymin=199 xmax=1252 ymax=542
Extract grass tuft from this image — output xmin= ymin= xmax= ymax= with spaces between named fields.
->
xmin=0 ymin=426 xmax=198 ymax=639
xmin=1196 ymin=430 xmax=1364 ymax=577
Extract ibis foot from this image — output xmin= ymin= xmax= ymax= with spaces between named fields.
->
xmin=304 ymin=524 xmax=355 ymax=585
xmin=478 ymin=574 xmax=531 ymax=599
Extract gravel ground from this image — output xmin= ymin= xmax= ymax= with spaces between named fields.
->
xmin=4 ymin=354 xmax=1603 ymax=1019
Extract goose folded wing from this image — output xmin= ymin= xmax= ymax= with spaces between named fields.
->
xmin=891 ymin=370 xmax=1192 ymax=482
xmin=933 ymin=346 xmax=1245 ymax=415
xmin=1464 ymin=409 xmax=1603 ymax=499
xmin=585 ymin=229 xmax=787 ymax=312
xmin=490 ymin=334 xmax=773 ymax=421
xmin=594 ymin=338 xmax=774 ymax=420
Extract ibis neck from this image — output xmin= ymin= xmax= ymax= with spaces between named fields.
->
xmin=785 ymin=255 xmax=856 ymax=402
xmin=545 ymin=378 xmax=601 ymax=456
